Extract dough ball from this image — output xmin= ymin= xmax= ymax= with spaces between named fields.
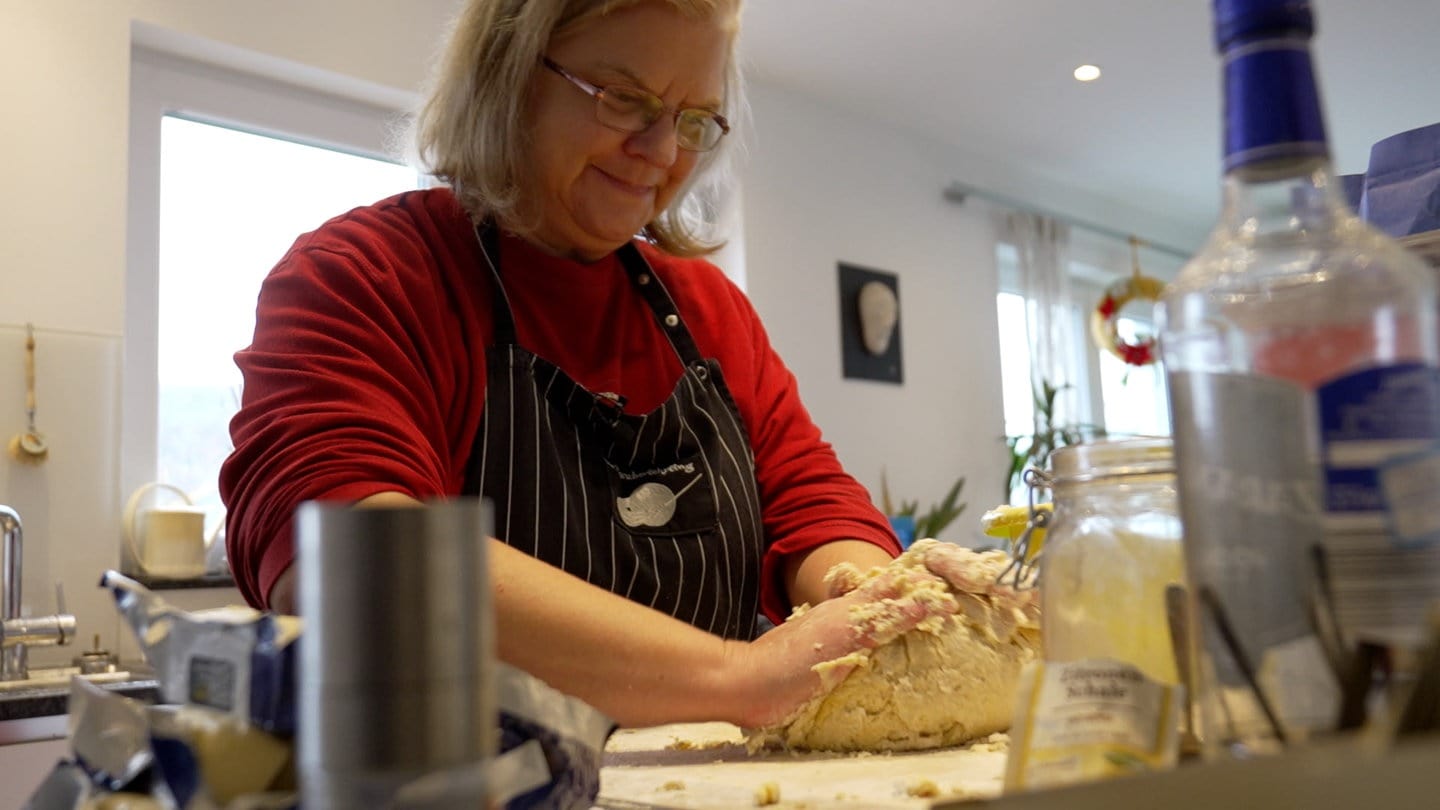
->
xmin=758 ymin=542 xmax=1039 ymax=752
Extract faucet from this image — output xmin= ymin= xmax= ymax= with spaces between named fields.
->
xmin=1 ymin=504 xmax=77 ymax=681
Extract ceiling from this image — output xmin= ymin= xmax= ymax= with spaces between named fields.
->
xmin=738 ymin=0 xmax=1440 ymax=249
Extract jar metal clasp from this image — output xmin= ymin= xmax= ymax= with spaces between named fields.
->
xmin=997 ymin=467 xmax=1052 ymax=590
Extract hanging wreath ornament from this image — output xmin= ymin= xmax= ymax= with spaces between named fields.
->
xmin=1089 ymin=236 xmax=1166 ymax=367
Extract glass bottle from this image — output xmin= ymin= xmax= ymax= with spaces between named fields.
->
xmin=1157 ymin=0 xmax=1440 ymax=755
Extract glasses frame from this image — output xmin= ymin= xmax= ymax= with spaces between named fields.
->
xmin=540 ymin=56 xmax=730 ymax=152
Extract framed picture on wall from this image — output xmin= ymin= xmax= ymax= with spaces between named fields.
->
xmin=837 ymin=262 xmax=903 ymax=384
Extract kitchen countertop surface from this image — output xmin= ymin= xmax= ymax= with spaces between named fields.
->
xmin=597 ymin=722 xmax=1007 ymax=809
xmin=596 ymin=723 xmax=1440 ymax=809
xmin=0 ymin=666 xmax=159 ymax=723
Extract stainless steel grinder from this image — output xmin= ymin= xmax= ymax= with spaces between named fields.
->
xmin=296 ymin=498 xmax=495 ymax=808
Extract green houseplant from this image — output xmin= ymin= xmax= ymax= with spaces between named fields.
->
xmin=1004 ymin=378 xmax=1106 ymax=501
xmin=880 ymin=471 xmax=967 ymax=543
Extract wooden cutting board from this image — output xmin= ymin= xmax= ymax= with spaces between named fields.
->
xmin=597 ymin=722 xmax=1007 ymax=809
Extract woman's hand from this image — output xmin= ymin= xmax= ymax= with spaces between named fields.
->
xmin=725 ymin=559 xmax=959 ymax=729
xmin=729 ymin=540 xmax=1046 ymax=730
xmin=912 ymin=539 xmax=1039 ymax=616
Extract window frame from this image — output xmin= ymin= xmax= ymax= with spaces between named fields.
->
xmin=123 ymin=42 xmax=414 ymax=535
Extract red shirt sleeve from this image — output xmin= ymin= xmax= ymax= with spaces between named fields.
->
xmin=220 ymin=191 xmax=488 ymax=607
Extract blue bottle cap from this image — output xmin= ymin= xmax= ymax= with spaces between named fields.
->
xmin=1213 ymin=0 xmax=1314 ymax=50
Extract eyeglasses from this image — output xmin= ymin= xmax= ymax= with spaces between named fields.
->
xmin=541 ymin=56 xmax=730 ymax=153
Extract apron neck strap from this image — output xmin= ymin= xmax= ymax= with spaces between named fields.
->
xmin=614 ymin=240 xmax=706 ymax=369
xmin=475 ymin=222 xmax=706 ymax=368
xmin=475 ymin=221 xmax=519 ymax=345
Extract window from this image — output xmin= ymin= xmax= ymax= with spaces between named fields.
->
xmin=126 ymin=44 xmax=422 ymax=536
xmin=996 ymin=291 xmax=1038 ymax=441
xmin=1096 ymin=327 xmax=1170 ymax=436
xmin=156 ymin=117 xmax=417 ymax=510
xmin=996 ymin=244 xmax=1172 ymax=501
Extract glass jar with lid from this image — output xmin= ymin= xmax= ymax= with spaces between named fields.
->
xmin=1005 ymin=436 xmax=1189 ymax=792
xmin=1040 ymin=436 xmax=1186 ymax=684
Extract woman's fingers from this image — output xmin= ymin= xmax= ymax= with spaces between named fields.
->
xmin=823 ymin=561 xmax=866 ymax=598
xmin=915 ymin=539 xmax=1037 ymax=603
xmin=847 ymin=564 xmax=959 ymax=646
xmin=734 ymin=595 xmax=868 ymax=728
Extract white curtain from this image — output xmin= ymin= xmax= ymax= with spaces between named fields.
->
xmin=1003 ymin=211 xmax=1077 ymax=428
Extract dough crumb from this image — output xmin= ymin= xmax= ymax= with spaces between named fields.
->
xmin=666 ymin=736 xmax=730 ymax=751
xmin=907 ymin=779 xmax=941 ymax=798
xmin=967 ymin=732 xmax=1010 ymax=753
xmin=754 ymin=781 xmax=781 ymax=805
xmin=660 ymin=780 xmax=686 ymax=791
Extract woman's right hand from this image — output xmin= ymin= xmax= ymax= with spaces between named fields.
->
xmin=725 ymin=560 xmax=959 ymax=729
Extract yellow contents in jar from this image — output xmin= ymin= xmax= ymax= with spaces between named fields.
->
xmin=1040 ymin=522 xmax=1184 ymax=685
xmin=981 ymin=503 xmax=1052 ymax=561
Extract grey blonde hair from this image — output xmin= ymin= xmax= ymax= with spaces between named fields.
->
xmin=414 ymin=0 xmax=745 ymax=257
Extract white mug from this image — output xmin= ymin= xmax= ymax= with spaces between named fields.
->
xmin=124 ymin=482 xmax=208 ymax=579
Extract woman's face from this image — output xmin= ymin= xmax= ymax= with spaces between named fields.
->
xmin=523 ymin=2 xmax=730 ymax=260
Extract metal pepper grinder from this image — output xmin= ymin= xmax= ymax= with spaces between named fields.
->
xmin=296 ymin=498 xmax=495 ymax=809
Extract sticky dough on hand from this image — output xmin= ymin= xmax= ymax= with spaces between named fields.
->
xmin=752 ymin=540 xmax=1039 ymax=753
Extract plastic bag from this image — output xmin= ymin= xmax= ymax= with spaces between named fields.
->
xmin=494 ymin=663 xmax=616 ymax=810
xmin=100 ymin=571 xmax=299 ymax=736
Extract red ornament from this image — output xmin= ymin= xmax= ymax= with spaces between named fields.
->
xmin=1090 ymin=275 xmax=1166 ymax=367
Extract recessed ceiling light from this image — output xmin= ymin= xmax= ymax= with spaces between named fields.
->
xmin=1073 ymin=64 xmax=1102 ymax=82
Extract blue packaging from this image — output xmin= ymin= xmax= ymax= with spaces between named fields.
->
xmin=1364 ymin=122 xmax=1440 ymax=238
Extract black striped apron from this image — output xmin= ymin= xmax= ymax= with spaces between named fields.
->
xmin=463 ymin=224 xmax=766 ymax=640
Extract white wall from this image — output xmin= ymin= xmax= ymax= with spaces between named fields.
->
xmin=739 ymin=85 xmax=1008 ymax=535
xmin=738 ymin=84 xmax=1194 ymax=541
xmin=0 ymin=0 xmax=460 ymax=670
xmin=0 ymin=1 xmax=1196 ymax=675
xmin=0 ymin=0 xmax=457 ymax=335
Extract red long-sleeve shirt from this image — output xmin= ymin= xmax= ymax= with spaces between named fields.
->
xmin=220 ymin=188 xmax=899 ymax=620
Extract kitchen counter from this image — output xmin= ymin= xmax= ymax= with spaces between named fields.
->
xmin=0 ymin=665 xmax=158 ymax=745
xmin=597 ymin=723 xmax=1007 ymax=808
xmin=949 ymin=733 xmax=1440 ymax=809
xmin=597 ymin=723 xmax=1440 ymax=809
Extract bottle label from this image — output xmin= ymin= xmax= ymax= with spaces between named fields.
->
xmin=1005 ymin=658 xmax=1181 ymax=792
xmin=1316 ymin=363 xmax=1440 ymax=647
xmin=1169 ymin=370 xmax=1341 ymax=738
xmin=1168 ymin=371 xmax=1322 ymax=671
xmin=1223 ymin=38 xmax=1328 ymax=171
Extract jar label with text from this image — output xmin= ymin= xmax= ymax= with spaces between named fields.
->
xmin=1005 ymin=658 xmax=1181 ymax=792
